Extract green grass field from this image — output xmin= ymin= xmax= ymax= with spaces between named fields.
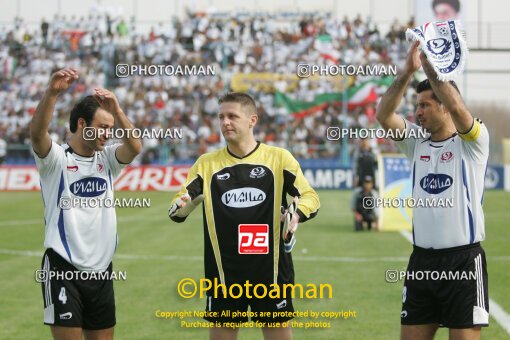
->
xmin=1 ymin=190 xmax=509 ymax=339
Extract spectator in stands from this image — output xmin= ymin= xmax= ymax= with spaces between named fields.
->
xmin=0 ymin=11 xmax=412 ymax=164
xmin=41 ymin=18 xmax=49 ymax=45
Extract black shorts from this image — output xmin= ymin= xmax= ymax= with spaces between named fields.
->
xmin=41 ymin=248 xmax=116 ymax=330
xmin=203 ymin=283 xmax=295 ymax=325
xmin=401 ymin=242 xmax=489 ymax=328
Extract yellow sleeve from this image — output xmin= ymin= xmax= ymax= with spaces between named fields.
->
xmin=282 ymin=150 xmax=320 ymax=222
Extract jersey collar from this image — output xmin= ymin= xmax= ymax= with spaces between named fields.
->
xmin=226 ymin=141 xmax=261 ymax=159
xmin=428 ymin=132 xmax=458 ymax=143
xmin=65 ymin=144 xmax=95 ymax=161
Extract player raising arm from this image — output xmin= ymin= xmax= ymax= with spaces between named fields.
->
xmin=30 ymin=68 xmax=141 ymax=340
xmin=376 ymin=41 xmax=478 ymax=145
xmin=376 ymin=42 xmax=490 ymax=340
xmin=31 ymin=68 xmax=141 ymax=162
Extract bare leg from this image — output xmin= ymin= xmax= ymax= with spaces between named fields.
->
xmin=262 ymin=324 xmax=292 ymax=340
xmin=50 ymin=326 xmax=82 ymax=340
xmin=210 ymin=327 xmax=239 ymax=340
xmin=449 ymin=327 xmax=481 ymax=340
xmin=83 ymin=327 xmax=114 ymax=340
xmin=401 ymin=324 xmax=439 ymax=340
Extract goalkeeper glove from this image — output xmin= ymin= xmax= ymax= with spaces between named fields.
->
xmin=282 ymin=197 xmax=300 ymax=253
xmin=168 ymin=193 xmax=204 ymax=219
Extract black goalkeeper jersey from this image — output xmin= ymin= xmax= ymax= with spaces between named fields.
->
xmin=170 ymin=142 xmax=320 ymax=286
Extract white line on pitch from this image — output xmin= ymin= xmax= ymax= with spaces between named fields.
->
xmin=399 ymin=230 xmax=414 ymax=243
xmin=490 ymin=301 xmax=510 ymax=334
xmin=399 ymin=230 xmax=510 ymax=334
xmin=0 ymin=248 xmax=408 ymax=262
xmin=1 ymin=247 xmax=509 ymax=263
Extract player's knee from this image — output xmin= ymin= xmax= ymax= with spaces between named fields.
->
xmin=261 ymin=326 xmax=292 ymax=340
xmin=209 ymin=327 xmax=238 ymax=340
xmin=50 ymin=325 xmax=82 ymax=340
xmin=401 ymin=325 xmax=438 ymax=340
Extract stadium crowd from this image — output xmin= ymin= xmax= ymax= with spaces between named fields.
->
xmin=0 ymin=10 xmax=418 ymax=164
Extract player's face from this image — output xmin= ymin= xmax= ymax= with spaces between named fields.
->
xmin=363 ymin=181 xmax=373 ymax=191
xmin=219 ymin=102 xmax=256 ymax=144
xmin=416 ymin=90 xmax=446 ymax=133
xmin=434 ymin=4 xmax=458 ymax=21
xmin=360 ymin=139 xmax=370 ymax=150
xmin=81 ymin=108 xmax=114 ymax=151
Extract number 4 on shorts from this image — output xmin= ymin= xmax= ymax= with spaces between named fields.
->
xmin=59 ymin=287 xmax=67 ymax=304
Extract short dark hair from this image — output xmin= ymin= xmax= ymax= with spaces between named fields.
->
xmin=432 ymin=0 xmax=460 ymax=13
xmin=69 ymin=95 xmax=100 ymax=133
xmin=218 ymin=92 xmax=257 ymax=116
xmin=416 ymin=79 xmax=460 ymax=104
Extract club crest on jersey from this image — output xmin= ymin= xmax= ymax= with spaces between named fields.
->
xmin=66 ymin=165 xmax=78 ymax=172
xmin=420 ymin=155 xmax=430 ymax=162
xmin=97 ymin=163 xmax=104 ymax=172
xmin=440 ymin=151 xmax=454 ymax=163
xmin=70 ymin=177 xmax=107 ymax=197
xmin=249 ymin=167 xmax=266 ymax=179
xmin=217 ymin=173 xmax=230 ymax=180
xmin=419 ymin=173 xmax=453 ymax=194
xmin=221 ymin=187 xmax=266 ymax=208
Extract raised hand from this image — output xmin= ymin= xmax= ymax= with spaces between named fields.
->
xmin=404 ymin=41 xmax=422 ymax=75
xmin=93 ymin=88 xmax=122 ymax=115
xmin=48 ymin=68 xmax=79 ymax=95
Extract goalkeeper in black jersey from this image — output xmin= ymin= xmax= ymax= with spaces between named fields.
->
xmin=169 ymin=92 xmax=320 ymax=340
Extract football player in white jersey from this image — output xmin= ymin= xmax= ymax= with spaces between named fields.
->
xmin=376 ymin=41 xmax=489 ymax=340
xmin=30 ymin=68 xmax=141 ymax=340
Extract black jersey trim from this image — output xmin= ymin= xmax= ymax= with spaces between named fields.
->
xmin=226 ymin=142 xmax=261 ymax=159
xmin=430 ymin=132 xmax=457 ymax=143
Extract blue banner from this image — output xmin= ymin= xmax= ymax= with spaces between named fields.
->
xmin=302 ymin=168 xmax=353 ymax=189
xmin=302 ymin=162 xmax=504 ymax=190
xmin=484 ymin=165 xmax=504 ymax=189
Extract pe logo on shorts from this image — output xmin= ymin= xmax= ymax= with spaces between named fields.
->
xmin=59 ymin=312 xmax=73 ymax=320
xmin=276 ymin=300 xmax=287 ymax=309
xmin=238 ymin=224 xmax=269 ymax=254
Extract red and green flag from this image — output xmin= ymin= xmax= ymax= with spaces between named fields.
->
xmin=275 ymin=76 xmax=394 ymax=118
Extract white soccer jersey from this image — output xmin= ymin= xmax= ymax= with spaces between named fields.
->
xmin=34 ymin=141 xmax=126 ymax=271
xmin=395 ymin=117 xmax=489 ymax=249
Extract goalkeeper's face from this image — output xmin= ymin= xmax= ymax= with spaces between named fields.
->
xmin=219 ymin=102 xmax=257 ymax=144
